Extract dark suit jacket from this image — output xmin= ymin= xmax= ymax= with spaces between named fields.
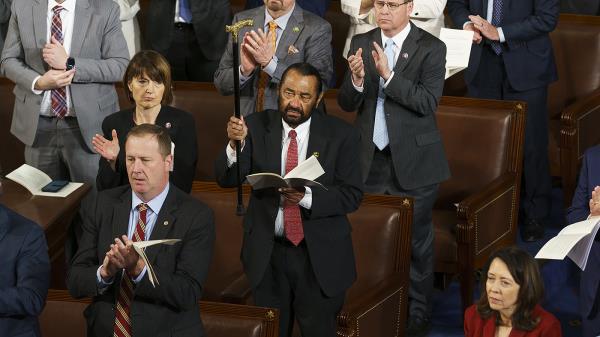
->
xmin=144 ymin=0 xmax=230 ymax=61
xmin=560 ymin=0 xmax=600 ymax=15
xmin=214 ymin=5 xmax=333 ymax=117
xmin=566 ymin=144 xmax=600 ymax=321
xmin=0 ymin=205 xmax=50 ymax=337
xmin=464 ymin=304 xmax=562 ymax=337
xmin=0 ymin=0 xmax=11 ymax=52
xmin=447 ymin=0 xmax=559 ymax=91
xmin=244 ymin=0 xmax=331 ymax=17
xmin=337 ymin=24 xmax=450 ymax=190
xmin=67 ymin=185 xmax=215 ymax=337
xmin=215 ymin=109 xmax=363 ymax=297
xmin=96 ymin=105 xmax=198 ymax=193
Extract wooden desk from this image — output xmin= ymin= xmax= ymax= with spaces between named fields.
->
xmin=0 ymin=179 xmax=91 ymax=288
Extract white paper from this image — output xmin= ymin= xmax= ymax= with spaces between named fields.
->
xmin=246 ymin=155 xmax=326 ymax=190
xmin=5 ymin=164 xmax=83 ymax=198
xmin=535 ymin=217 xmax=600 ymax=270
xmin=439 ymin=28 xmax=474 ymax=79
xmin=132 ymin=239 xmax=181 ymax=287
xmin=340 ymin=0 xmax=361 ymax=17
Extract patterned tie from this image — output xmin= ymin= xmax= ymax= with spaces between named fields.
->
xmin=179 ymin=0 xmax=192 ymax=22
xmin=283 ymin=130 xmax=304 ymax=246
xmin=490 ymin=0 xmax=503 ymax=55
xmin=113 ymin=203 xmax=147 ymax=337
xmin=255 ymin=21 xmax=278 ymax=112
xmin=50 ymin=6 xmax=67 ymax=118
xmin=373 ymin=39 xmax=396 ymax=150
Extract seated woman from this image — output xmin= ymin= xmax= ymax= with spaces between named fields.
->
xmin=566 ymin=144 xmax=600 ymax=337
xmin=93 ymin=50 xmax=197 ymax=193
xmin=464 ymin=246 xmax=562 ymax=337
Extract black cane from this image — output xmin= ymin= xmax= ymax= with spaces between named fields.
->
xmin=226 ymin=19 xmax=253 ymax=216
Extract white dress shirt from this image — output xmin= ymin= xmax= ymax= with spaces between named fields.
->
xmin=174 ymin=0 xmax=190 ymax=23
xmin=226 ymin=118 xmax=313 ymax=236
xmin=32 ymin=0 xmax=76 ymax=116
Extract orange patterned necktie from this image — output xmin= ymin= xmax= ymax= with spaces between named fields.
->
xmin=113 ymin=203 xmax=147 ymax=337
xmin=255 ymin=20 xmax=278 ymax=112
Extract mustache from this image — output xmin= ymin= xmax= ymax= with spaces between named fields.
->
xmin=285 ymin=105 xmax=303 ymax=114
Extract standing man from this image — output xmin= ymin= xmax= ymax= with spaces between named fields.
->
xmin=68 ymin=124 xmax=215 ymax=337
xmin=216 ymin=63 xmax=363 ymax=337
xmin=337 ymin=1 xmax=449 ymax=335
xmin=0 ymin=202 xmax=50 ymax=337
xmin=1 ymin=0 xmax=129 ymax=186
xmin=214 ymin=0 xmax=333 ymax=117
xmin=145 ymin=0 xmax=231 ymax=82
xmin=447 ymin=0 xmax=559 ymax=241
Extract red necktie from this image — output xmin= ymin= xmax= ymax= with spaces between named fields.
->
xmin=113 ymin=203 xmax=147 ymax=337
xmin=50 ymin=5 xmax=67 ymax=118
xmin=284 ymin=130 xmax=304 ymax=245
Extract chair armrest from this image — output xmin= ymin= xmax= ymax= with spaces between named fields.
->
xmin=337 ymin=274 xmax=406 ymax=337
xmin=220 ymin=273 xmax=253 ymax=305
xmin=455 ymin=173 xmax=518 ymax=245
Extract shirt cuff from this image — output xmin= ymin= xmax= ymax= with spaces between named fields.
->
xmin=462 ymin=21 xmax=472 ymax=29
xmin=352 ymin=77 xmax=364 ymax=92
xmin=132 ymin=266 xmax=147 ymax=284
xmin=96 ymin=266 xmax=114 ymax=288
xmin=383 ymin=71 xmax=395 ymax=88
xmin=263 ymin=56 xmax=278 ymax=77
xmin=239 ymin=66 xmax=252 ymax=85
xmin=298 ymin=186 xmax=312 ymax=209
xmin=497 ymin=27 xmax=506 ymax=43
xmin=31 ymin=76 xmax=43 ymax=94
xmin=226 ymin=142 xmax=245 ymax=167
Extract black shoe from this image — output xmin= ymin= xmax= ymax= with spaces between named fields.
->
xmin=405 ymin=316 xmax=431 ymax=337
xmin=520 ymin=218 xmax=545 ymax=242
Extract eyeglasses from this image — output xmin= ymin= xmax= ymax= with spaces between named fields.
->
xmin=374 ymin=0 xmax=412 ymax=11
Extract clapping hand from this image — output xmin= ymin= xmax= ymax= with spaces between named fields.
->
xmin=468 ymin=15 xmax=500 ymax=42
xmin=348 ymin=48 xmax=365 ymax=86
xmin=371 ymin=41 xmax=392 ymax=81
xmin=92 ymin=129 xmax=120 ymax=168
xmin=590 ymin=186 xmax=600 ymax=217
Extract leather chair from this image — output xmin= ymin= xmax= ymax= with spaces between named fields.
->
xmin=191 ymin=181 xmax=414 ymax=337
xmin=39 ymin=289 xmax=279 ymax=337
xmin=0 ymin=77 xmax=24 ymax=176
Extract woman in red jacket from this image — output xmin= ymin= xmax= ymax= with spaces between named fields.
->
xmin=464 ymin=246 xmax=562 ymax=337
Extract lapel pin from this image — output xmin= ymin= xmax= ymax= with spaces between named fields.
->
xmin=312 ymin=152 xmax=319 ymax=158
xmin=403 ymin=198 xmax=411 ymax=207
xmin=402 ymin=53 xmax=408 ymax=59
xmin=163 ymin=221 xmax=169 ymax=226
xmin=292 ymin=26 xmax=300 ymax=33
xmin=165 ymin=122 xmax=172 ymax=129
xmin=288 ymin=45 xmax=299 ymax=55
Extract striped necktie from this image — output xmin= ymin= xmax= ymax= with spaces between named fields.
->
xmin=50 ymin=5 xmax=68 ymax=118
xmin=113 ymin=203 xmax=147 ymax=337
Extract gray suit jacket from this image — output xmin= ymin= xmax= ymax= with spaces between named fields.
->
xmin=213 ymin=4 xmax=333 ymax=117
xmin=0 ymin=0 xmax=129 ymax=151
xmin=338 ymin=24 xmax=450 ymax=190
xmin=0 ymin=0 xmax=11 ymax=52
xmin=67 ymin=184 xmax=215 ymax=337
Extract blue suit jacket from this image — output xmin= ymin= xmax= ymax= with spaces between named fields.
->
xmin=0 ymin=205 xmax=50 ymax=337
xmin=566 ymin=144 xmax=600 ymax=323
xmin=447 ymin=0 xmax=559 ymax=91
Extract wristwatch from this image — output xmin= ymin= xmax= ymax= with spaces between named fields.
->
xmin=66 ymin=57 xmax=75 ymax=71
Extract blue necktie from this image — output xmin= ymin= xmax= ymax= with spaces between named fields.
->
xmin=373 ymin=39 xmax=396 ymax=150
xmin=490 ymin=0 xmax=503 ymax=55
xmin=179 ymin=0 xmax=192 ymax=22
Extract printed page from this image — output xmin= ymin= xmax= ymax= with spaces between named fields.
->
xmin=5 ymin=164 xmax=52 ymax=195
xmin=567 ymin=219 xmax=600 ymax=270
xmin=284 ymin=155 xmax=325 ymax=181
xmin=340 ymin=0 xmax=361 ymax=17
xmin=439 ymin=28 xmax=474 ymax=79
xmin=535 ymin=217 xmax=600 ymax=268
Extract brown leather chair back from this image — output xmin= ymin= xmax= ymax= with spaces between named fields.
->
xmin=39 ymin=290 xmax=279 ymax=337
xmin=0 ymin=77 xmax=25 ymax=175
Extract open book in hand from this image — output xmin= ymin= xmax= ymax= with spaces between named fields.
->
xmin=132 ymin=239 xmax=181 ymax=287
xmin=5 ymin=164 xmax=84 ymax=197
xmin=535 ymin=216 xmax=600 ymax=271
xmin=246 ymin=155 xmax=327 ymax=190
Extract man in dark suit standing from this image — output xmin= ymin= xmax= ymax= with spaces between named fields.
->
xmin=144 ymin=0 xmax=230 ymax=81
xmin=214 ymin=0 xmax=333 ymax=117
xmin=67 ymin=124 xmax=215 ymax=337
xmin=448 ymin=0 xmax=559 ymax=242
xmin=337 ymin=1 xmax=449 ymax=335
xmin=0 ymin=201 xmax=50 ymax=337
xmin=566 ymin=144 xmax=600 ymax=337
xmin=216 ymin=62 xmax=363 ymax=337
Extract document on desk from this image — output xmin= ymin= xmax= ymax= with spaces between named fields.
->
xmin=132 ymin=239 xmax=181 ymax=287
xmin=246 ymin=155 xmax=326 ymax=190
xmin=439 ymin=28 xmax=474 ymax=79
xmin=5 ymin=164 xmax=83 ymax=197
xmin=535 ymin=216 xmax=600 ymax=270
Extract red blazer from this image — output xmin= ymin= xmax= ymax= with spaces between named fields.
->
xmin=464 ymin=304 xmax=562 ymax=337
